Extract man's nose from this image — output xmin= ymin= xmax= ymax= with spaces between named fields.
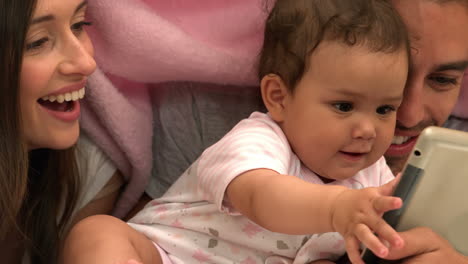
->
xmin=397 ymin=77 xmax=425 ymax=128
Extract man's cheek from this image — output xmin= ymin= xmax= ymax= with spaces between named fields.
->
xmin=450 ymin=75 xmax=468 ymax=118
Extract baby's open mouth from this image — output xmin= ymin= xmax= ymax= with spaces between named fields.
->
xmin=340 ymin=151 xmax=365 ymax=157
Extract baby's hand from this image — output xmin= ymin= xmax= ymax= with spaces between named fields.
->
xmin=116 ymin=260 xmax=143 ymax=264
xmin=330 ymin=177 xmax=404 ymax=264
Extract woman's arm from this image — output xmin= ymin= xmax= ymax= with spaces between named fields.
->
xmin=59 ymin=170 xmax=124 ymax=259
xmin=61 ymin=215 xmax=160 ymax=264
xmin=70 ymin=170 xmax=124 ymax=226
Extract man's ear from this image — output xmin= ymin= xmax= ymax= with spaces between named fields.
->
xmin=260 ymin=74 xmax=290 ymax=122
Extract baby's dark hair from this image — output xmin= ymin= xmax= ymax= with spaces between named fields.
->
xmin=258 ymin=0 xmax=410 ymax=92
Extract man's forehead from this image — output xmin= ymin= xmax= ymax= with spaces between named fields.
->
xmin=409 ymin=45 xmax=468 ymax=73
xmin=425 ymin=0 xmax=468 ymax=7
xmin=402 ymin=0 xmax=468 ymax=71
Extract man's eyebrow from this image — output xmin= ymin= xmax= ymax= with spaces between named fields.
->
xmin=30 ymin=1 xmax=87 ymax=25
xmin=434 ymin=61 xmax=468 ymax=72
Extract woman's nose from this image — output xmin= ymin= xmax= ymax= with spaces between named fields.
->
xmin=58 ymin=35 xmax=96 ymax=77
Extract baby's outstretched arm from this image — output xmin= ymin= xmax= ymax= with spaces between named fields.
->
xmin=227 ymin=169 xmax=351 ymax=235
xmin=227 ymin=170 xmax=403 ymax=264
xmin=60 ymin=215 xmax=161 ymax=264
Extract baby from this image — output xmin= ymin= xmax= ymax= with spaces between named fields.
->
xmin=62 ymin=0 xmax=410 ymax=263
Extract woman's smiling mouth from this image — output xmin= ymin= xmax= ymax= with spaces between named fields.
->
xmin=37 ymin=87 xmax=85 ymax=122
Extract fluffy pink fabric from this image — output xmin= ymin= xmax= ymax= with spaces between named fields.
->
xmin=84 ymin=0 xmax=267 ymax=217
xmin=83 ymin=0 xmax=468 ymax=217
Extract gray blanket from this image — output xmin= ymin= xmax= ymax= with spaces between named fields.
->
xmin=147 ymin=82 xmax=468 ymax=198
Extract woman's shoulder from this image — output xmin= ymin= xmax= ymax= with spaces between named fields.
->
xmin=75 ymin=133 xmax=115 ymax=176
xmin=74 ymin=133 xmax=118 ymax=208
xmin=76 ymin=133 xmax=107 ymax=159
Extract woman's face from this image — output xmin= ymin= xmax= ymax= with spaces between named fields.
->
xmin=20 ymin=0 xmax=96 ymax=150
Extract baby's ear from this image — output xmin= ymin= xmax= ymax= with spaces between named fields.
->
xmin=260 ymin=74 xmax=290 ymax=122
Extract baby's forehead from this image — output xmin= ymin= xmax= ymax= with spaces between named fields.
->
xmin=299 ymin=44 xmax=407 ymax=96
xmin=306 ymin=40 xmax=408 ymax=67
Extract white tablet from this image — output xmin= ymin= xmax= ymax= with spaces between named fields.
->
xmin=362 ymin=126 xmax=468 ymax=263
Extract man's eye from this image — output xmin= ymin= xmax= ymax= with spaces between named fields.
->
xmin=332 ymin=102 xmax=354 ymax=112
xmin=376 ymin=105 xmax=395 ymax=115
xmin=25 ymin=38 xmax=48 ymax=51
xmin=428 ymin=75 xmax=458 ymax=87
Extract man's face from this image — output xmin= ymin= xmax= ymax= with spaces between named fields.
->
xmin=387 ymin=0 xmax=468 ymax=173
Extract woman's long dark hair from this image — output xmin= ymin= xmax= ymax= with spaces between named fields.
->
xmin=0 ymin=0 xmax=81 ymax=263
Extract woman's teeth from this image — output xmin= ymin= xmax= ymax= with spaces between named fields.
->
xmin=392 ymin=135 xmax=411 ymax=145
xmin=41 ymin=87 xmax=85 ymax=103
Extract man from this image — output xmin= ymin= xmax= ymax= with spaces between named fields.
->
xmin=386 ymin=0 xmax=468 ymax=175
xmin=385 ymin=0 xmax=468 ymax=262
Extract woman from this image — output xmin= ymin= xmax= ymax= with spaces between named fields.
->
xmin=0 ymin=0 xmax=123 ymax=263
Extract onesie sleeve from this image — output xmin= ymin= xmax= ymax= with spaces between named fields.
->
xmin=197 ymin=112 xmax=292 ymax=211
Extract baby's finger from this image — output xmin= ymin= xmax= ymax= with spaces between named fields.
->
xmin=308 ymin=260 xmax=335 ymax=264
xmin=378 ymin=174 xmax=402 ymax=195
xmin=115 ymin=260 xmax=142 ymax=264
xmin=114 ymin=261 xmax=142 ymax=264
xmin=373 ymin=196 xmax=402 ymax=213
xmin=127 ymin=261 xmax=143 ymax=264
xmin=354 ymin=223 xmax=389 ymax=259
xmin=345 ymin=236 xmax=365 ymax=264
xmin=371 ymin=219 xmax=404 ymax=249
xmin=395 ymin=172 xmax=402 ymax=181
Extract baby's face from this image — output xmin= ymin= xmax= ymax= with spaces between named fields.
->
xmin=279 ymin=41 xmax=407 ymax=180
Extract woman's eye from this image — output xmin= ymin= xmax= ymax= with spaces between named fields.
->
xmin=71 ymin=21 xmax=92 ymax=33
xmin=376 ymin=105 xmax=395 ymax=115
xmin=25 ymin=37 xmax=49 ymax=51
xmin=332 ymin=102 xmax=354 ymax=112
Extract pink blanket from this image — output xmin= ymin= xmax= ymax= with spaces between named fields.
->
xmin=83 ymin=0 xmax=468 ymax=217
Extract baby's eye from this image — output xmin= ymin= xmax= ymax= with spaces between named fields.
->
xmin=376 ymin=105 xmax=396 ymax=115
xmin=332 ymin=102 xmax=354 ymax=112
xmin=25 ymin=37 xmax=49 ymax=51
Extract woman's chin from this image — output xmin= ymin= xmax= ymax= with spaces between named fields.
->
xmin=27 ymin=126 xmax=80 ymax=150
